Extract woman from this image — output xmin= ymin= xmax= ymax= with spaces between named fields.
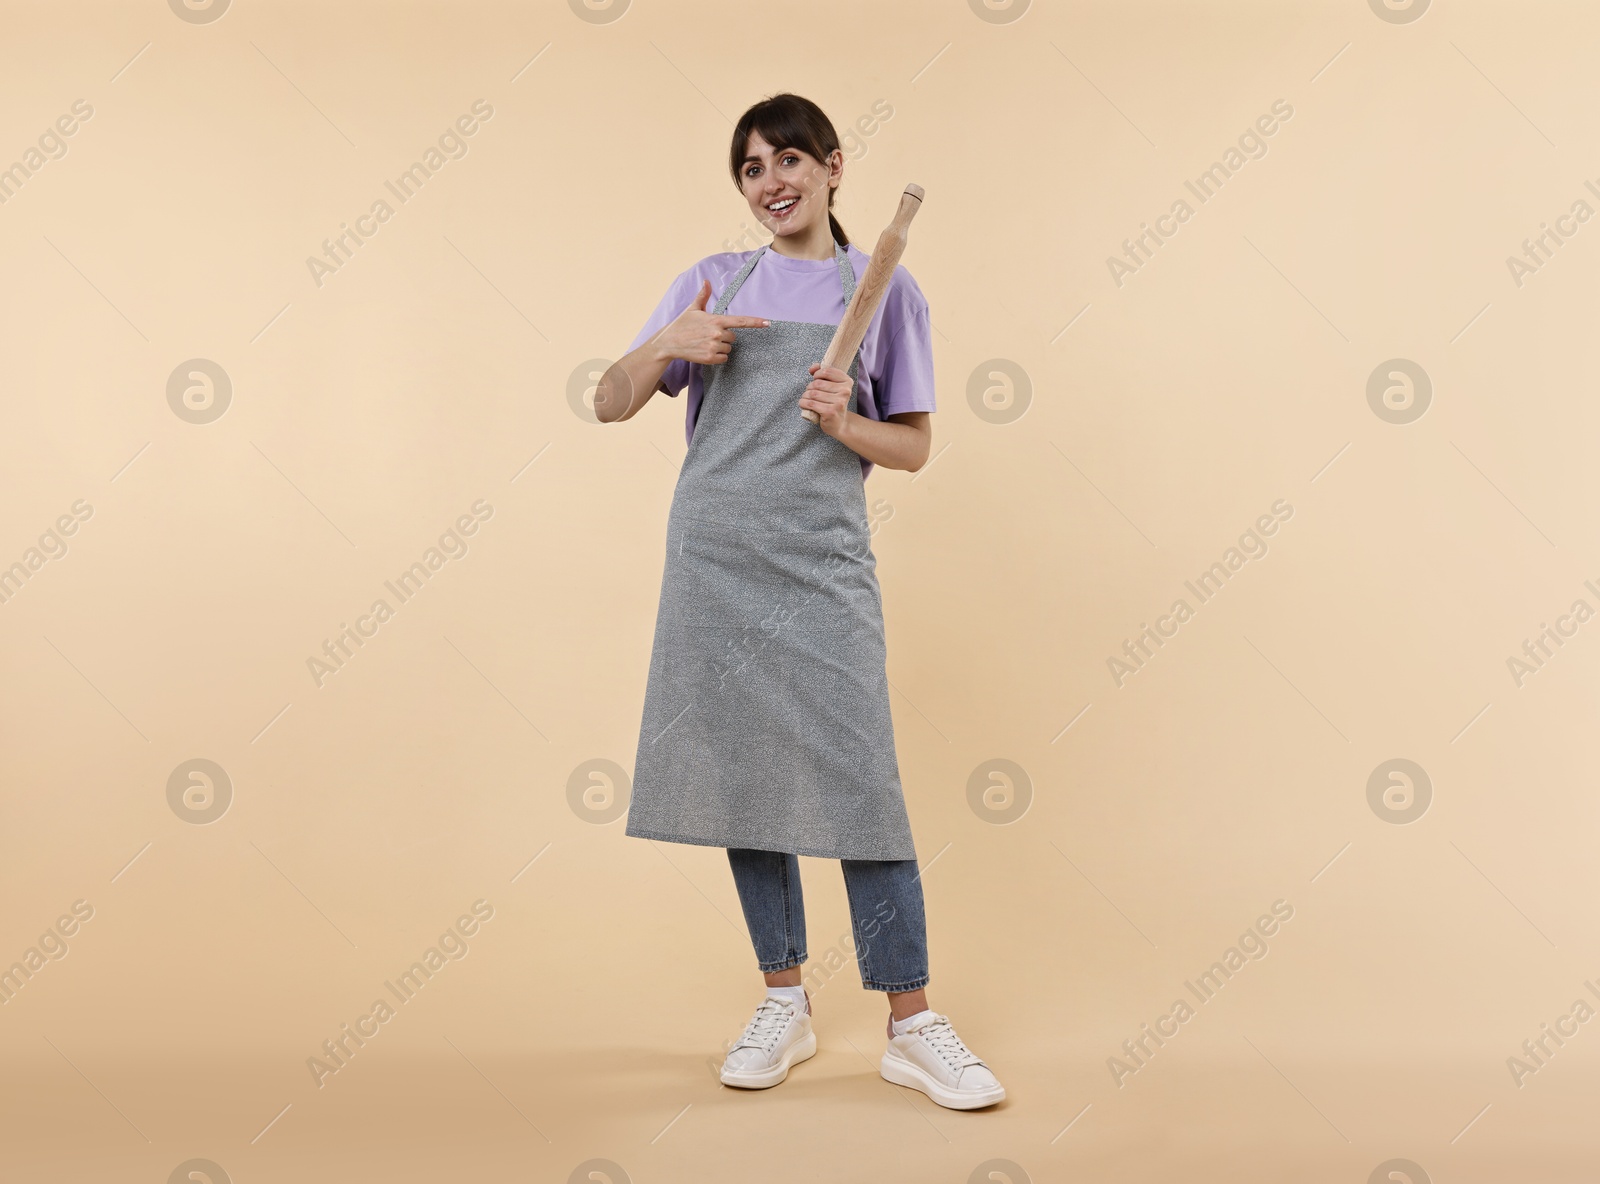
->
xmin=595 ymin=93 xmax=1004 ymax=1111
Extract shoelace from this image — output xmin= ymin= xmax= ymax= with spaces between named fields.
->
xmin=732 ymin=996 xmax=797 ymax=1053
xmin=903 ymin=1013 xmax=983 ymax=1069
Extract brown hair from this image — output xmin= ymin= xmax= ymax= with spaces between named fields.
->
xmin=728 ymin=93 xmax=849 ymax=246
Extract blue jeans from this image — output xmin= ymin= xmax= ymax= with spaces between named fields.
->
xmin=725 ymin=847 xmax=930 ymax=992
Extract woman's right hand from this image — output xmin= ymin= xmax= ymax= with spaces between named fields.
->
xmin=653 ymin=279 xmax=770 ymax=364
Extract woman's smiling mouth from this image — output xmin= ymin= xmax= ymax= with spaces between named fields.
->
xmin=766 ymin=195 xmax=800 ymax=220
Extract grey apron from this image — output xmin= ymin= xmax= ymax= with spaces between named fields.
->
xmin=625 ymin=240 xmax=917 ymax=861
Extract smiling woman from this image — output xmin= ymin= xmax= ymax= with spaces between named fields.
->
xmin=730 ymin=96 xmax=854 ymax=252
xmin=601 ymin=93 xmax=1005 ymax=1110
xmin=596 ymin=95 xmax=935 ymax=479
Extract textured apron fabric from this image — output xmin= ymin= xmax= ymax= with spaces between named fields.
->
xmin=626 ymin=241 xmax=917 ymax=861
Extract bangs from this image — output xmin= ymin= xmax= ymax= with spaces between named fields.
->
xmin=730 ymin=103 xmax=827 ymax=183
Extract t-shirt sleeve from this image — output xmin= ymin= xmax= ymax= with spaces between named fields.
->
xmin=627 ymin=266 xmax=696 ymax=397
xmin=873 ymin=270 xmax=936 ymax=417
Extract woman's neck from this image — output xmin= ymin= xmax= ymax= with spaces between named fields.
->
xmin=766 ymin=222 xmax=837 ymax=260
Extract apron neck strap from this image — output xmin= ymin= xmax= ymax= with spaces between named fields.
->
xmin=711 ymin=239 xmax=855 ymax=316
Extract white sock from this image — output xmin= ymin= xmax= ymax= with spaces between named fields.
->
xmin=891 ymin=1008 xmax=934 ymax=1035
xmin=766 ymin=984 xmax=808 ymax=1012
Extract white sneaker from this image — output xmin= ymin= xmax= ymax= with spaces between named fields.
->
xmin=880 ymin=1010 xmax=1005 ymax=1109
xmin=719 ymin=993 xmax=816 ymax=1089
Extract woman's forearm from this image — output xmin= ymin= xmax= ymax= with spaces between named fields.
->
xmin=595 ymin=339 xmax=673 ymax=424
xmin=834 ymin=411 xmax=931 ymax=473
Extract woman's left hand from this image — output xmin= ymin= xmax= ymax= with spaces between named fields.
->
xmin=800 ymin=363 xmax=852 ymax=435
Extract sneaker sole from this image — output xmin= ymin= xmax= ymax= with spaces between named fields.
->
xmin=720 ymin=1028 xmax=817 ymax=1089
xmin=879 ymin=1047 xmax=1006 ymax=1110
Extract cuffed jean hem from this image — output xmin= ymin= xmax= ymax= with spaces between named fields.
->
xmin=860 ymin=973 xmax=930 ymax=993
xmin=755 ymin=953 xmax=807 ymax=973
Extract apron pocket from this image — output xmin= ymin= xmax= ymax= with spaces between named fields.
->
xmin=672 ymin=516 xmax=866 ymax=632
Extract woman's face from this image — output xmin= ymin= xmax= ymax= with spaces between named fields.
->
xmin=738 ymin=130 xmax=840 ymax=240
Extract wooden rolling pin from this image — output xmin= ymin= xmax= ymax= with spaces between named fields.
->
xmin=801 ymin=182 xmax=925 ymax=425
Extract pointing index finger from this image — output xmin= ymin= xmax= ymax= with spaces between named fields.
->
xmin=714 ymin=315 xmax=771 ymax=327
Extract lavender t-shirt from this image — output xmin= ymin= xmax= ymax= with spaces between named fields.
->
xmin=627 ymin=243 xmax=936 ymax=479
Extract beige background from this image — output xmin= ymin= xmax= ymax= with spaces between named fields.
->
xmin=2 ymin=0 xmax=1597 ymax=1180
